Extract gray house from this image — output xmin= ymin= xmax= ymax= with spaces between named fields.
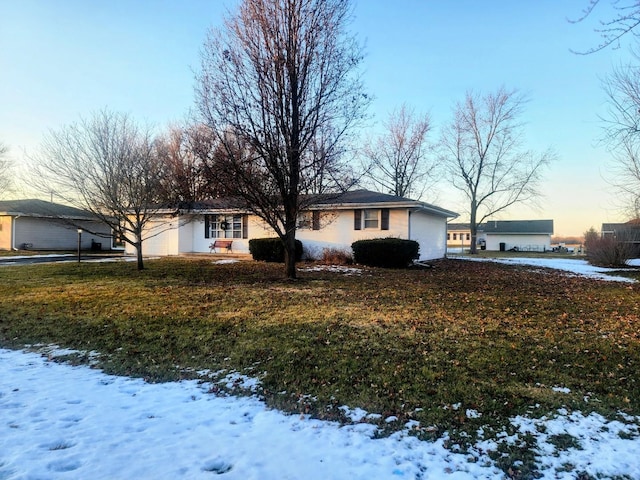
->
xmin=602 ymin=220 xmax=640 ymax=255
xmin=477 ymin=219 xmax=554 ymax=252
xmin=0 ymin=199 xmax=112 ymax=251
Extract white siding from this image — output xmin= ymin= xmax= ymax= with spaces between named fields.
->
xmin=126 ymin=217 xmax=180 ymax=256
xmin=409 ymin=211 xmax=448 ymax=260
xmin=134 ymin=207 xmax=450 ymax=261
xmin=483 ymin=234 xmax=551 ymax=252
xmin=13 ymin=217 xmax=111 ymax=250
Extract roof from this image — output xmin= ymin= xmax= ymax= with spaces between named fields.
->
xmin=479 ymin=219 xmax=554 ymax=235
xmin=602 ymin=220 xmax=640 ymax=232
xmin=0 ymin=199 xmax=100 ymax=220
xmin=447 ymin=223 xmax=471 ymax=231
xmin=187 ymin=190 xmax=458 ymax=219
xmin=309 ymin=190 xmax=458 ymax=218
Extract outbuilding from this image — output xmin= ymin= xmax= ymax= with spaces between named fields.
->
xmin=0 ymin=199 xmax=113 ymax=251
xmin=476 ymin=219 xmax=554 ymax=252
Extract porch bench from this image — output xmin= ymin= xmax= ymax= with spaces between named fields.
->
xmin=210 ymin=240 xmax=233 ymax=253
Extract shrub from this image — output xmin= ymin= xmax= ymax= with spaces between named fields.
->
xmin=320 ymin=248 xmax=353 ymax=265
xmin=248 ymin=237 xmax=303 ymax=263
xmin=584 ymin=235 xmax=634 ymax=267
xmin=351 ymin=238 xmax=419 ymax=268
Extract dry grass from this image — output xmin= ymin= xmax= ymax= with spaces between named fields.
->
xmin=1 ymin=257 xmax=639 ymax=478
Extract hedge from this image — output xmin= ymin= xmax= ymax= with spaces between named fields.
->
xmin=248 ymin=237 xmax=304 ymax=263
xmin=351 ymin=238 xmax=420 ymax=268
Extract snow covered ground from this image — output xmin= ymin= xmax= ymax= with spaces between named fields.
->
xmin=1 ymin=257 xmax=639 ymax=479
xmin=457 ymin=256 xmax=640 ymax=283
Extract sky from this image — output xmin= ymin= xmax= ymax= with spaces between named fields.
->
xmin=0 ymin=1 xmax=636 ymax=236
xmin=1 ymin=259 xmax=640 ymax=479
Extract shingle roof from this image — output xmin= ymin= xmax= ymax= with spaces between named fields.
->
xmin=602 ymin=220 xmax=640 ymax=232
xmin=0 ymin=199 xmax=99 ymax=220
xmin=447 ymin=223 xmax=471 ymax=231
xmin=479 ymin=219 xmax=554 ymax=235
xmin=188 ymin=190 xmax=458 ymax=218
xmin=310 ymin=190 xmax=458 ymax=218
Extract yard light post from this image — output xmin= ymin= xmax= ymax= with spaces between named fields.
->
xmin=77 ymin=229 xmax=82 ymax=263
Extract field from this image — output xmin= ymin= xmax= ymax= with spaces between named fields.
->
xmin=1 ymin=256 xmax=639 ymax=477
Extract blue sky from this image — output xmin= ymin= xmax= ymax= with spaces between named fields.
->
xmin=0 ymin=1 xmax=634 ymax=236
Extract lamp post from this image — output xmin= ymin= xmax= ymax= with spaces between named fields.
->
xmin=77 ymin=229 xmax=83 ymax=263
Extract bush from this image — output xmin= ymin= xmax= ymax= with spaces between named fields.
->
xmin=248 ymin=237 xmax=303 ymax=263
xmin=585 ymin=235 xmax=634 ymax=267
xmin=351 ymin=238 xmax=419 ymax=268
xmin=320 ymin=248 xmax=353 ymax=265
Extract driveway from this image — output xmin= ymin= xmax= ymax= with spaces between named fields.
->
xmin=0 ymin=253 xmax=126 ymax=266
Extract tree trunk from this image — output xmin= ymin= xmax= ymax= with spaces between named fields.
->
xmin=283 ymin=230 xmax=297 ymax=280
xmin=469 ymin=201 xmax=478 ymax=255
xmin=135 ymin=239 xmax=144 ymax=270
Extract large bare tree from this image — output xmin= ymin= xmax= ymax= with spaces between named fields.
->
xmin=595 ymin=59 xmax=640 ymax=217
xmin=155 ymin=125 xmax=223 ymax=206
xmin=361 ymin=104 xmax=435 ymax=199
xmin=30 ymin=110 xmax=168 ymax=270
xmin=440 ymin=87 xmax=554 ymax=254
xmin=196 ymin=0 xmax=368 ymax=279
xmin=0 ymin=142 xmax=12 ymax=198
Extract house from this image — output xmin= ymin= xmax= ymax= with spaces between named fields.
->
xmin=602 ymin=219 xmax=640 ymax=255
xmin=476 ymin=219 xmax=554 ymax=252
xmin=0 ymin=199 xmax=113 ymax=251
xmin=127 ymin=190 xmax=458 ymax=261
xmin=446 ymin=223 xmax=471 ymax=249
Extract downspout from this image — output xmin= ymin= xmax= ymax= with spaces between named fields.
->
xmin=11 ymin=215 xmax=20 ymax=251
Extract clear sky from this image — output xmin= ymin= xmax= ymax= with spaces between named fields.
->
xmin=0 ymin=1 xmax=634 ymax=236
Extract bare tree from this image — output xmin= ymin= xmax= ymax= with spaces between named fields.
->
xmin=361 ymin=104 xmax=435 ymax=199
xmin=440 ymin=87 xmax=554 ymax=254
xmin=570 ymin=1 xmax=640 ymax=53
xmin=155 ymin=125 xmax=222 ymax=205
xmin=596 ymin=61 xmax=640 ymax=217
xmin=196 ymin=0 xmax=368 ymax=279
xmin=30 ymin=110 xmax=168 ymax=270
xmin=608 ymin=136 xmax=640 ymax=217
xmin=0 ymin=142 xmax=13 ymax=198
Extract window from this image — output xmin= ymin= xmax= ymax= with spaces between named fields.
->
xmin=297 ymin=211 xmax=320 ymax=230
xmin=466 ymin=233 xmax=470 ymax=241
xmin=453 ymin=233 xmax=457 ymax=240
xmin=205 ymin=214 xmax=246 ymax=239
xmin=363 ymin=209 xmax=378 ymax=229
xmin=297 ymin=212 xmax=312 ymax=229
xmin=447 ymin=233 xmax=450 ymax=240
xmin=354 ymin=209 xmax=388 ymax=230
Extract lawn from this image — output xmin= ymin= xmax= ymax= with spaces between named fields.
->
xmin=1 ymin=257 xmax=639 ymax=477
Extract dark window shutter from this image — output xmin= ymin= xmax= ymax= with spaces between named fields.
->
xmin=242 ymin=215 xmax=248 ymax=239
xmin=312 ymin=211 xmax=320 ymax=230
xmin=381 ymin=208 xmax=390 ymax=230
xmin=354 ymin=209 xmax=362 ymax=230
xmin=204 ymin=215 xmax=210 ymax=239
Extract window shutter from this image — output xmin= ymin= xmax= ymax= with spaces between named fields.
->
xmin=354 ymin=209 xmax=362 ymax=230
xmin=381 ymin=209 xmax=390 ymax=230
xmin=312 ymin=211 xmax=320 ymax=230
xmin=242 ymin=215 xmax=248 ymax=239
xmin=204 ymin=215 xmax=210 ymax=239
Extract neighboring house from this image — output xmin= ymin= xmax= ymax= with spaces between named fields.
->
xmin=602 ymin=219 xmax=640 ymax=254
xmin=127 ymin=190 xmax=458 ymax=261
xmin=0 ymin=199 xmax=113 ymax=251
xmin=476 ymin=219 xmax=554 ymax=252
xmin=446 ymin=223 xmax=471 ymax=249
